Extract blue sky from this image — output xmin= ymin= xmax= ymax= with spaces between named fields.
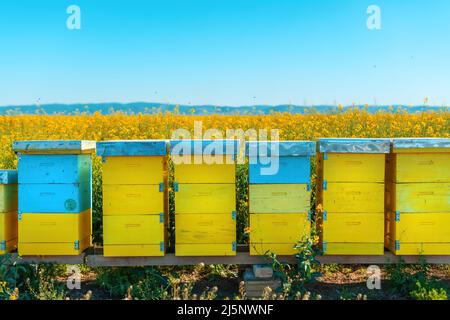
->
xmin=0 ymin=0 xmax=449 ymax=106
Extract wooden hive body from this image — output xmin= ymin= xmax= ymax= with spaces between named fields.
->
xmin=247 ymin=141 xmax=315 ymax=255
xmin=317 ymin=138 xmax=390 ymax=255
xmin=13 ymin=140 xmax=95 ymax=256
xmin=0 ymin=170 xmax=18 ymax=254
xmin=386 ymin=138 xmax=450 ymax=255
xmin=97 ymin=140 xmax=169 ymax=257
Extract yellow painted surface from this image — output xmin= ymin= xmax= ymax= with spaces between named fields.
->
xmin=250 ymin=213 xmax=310 ymax=244
xmin=0 ymin=211 xmax=18 ymax=254
xmin=386 ymin=236 xmax=450 ymax=255
xmin=249 ymin=243 xmax=298 ymax=256
xmin=175 ymin=184 xmax=236 ymax=214
xmin=103 ymin=215 xmax=164 ymax=245
xmin=176 ymin=213 xmax=235 ymax=244
xmin=395 ymin=183 xmax=450 ymax=213
xmin=103 ymin=184 xmax=164 ymax=215
xmin=323 ymin=243 xmax=384 ymax=255
xmin=174 ymin=155 xmax=235 ymax=183
xmin=102 ymin=156 xmax=165 ymax=185
xmin=323 ymin=153 xmax=385 ymax=183
xmin=249 ymin=184 xmax=310 ymax=214
xmin=0 ymin=185 xmax=18 ymax=213
xmin=104 ymin=244 xmax=164 ymax=257
xmin=19 ymin=210 xmax=91 ymax=244
xmin=394 ymin=148 xmax=450 ymax=154
xmin=395 ymin=153 xmax=450 ymax=183
xmin=323 ymin=213 xmax=384 ymax=243
xmin=19 ymin=237 xmax=90 ymax=256
xmin=175 ymin=243 xmax=236 ymax=256
xmin=323 ymin=183 xmax=384 ymax=213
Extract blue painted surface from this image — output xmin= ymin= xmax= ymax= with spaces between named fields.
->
xmin=246 ymin=141 xmax=316 ymax=157
xmin=97 ymin=140 xmax=168 ymax=156
xmin=0 ymin=170 xmax=18 ymax=184
xmin=249 ymin=156 xmax=311 ymax=184
xmin=19 ymin=182 xmax=91 ymax=213
xmin=18 ymin=154 xmax=91 ymax=184
xmin=13 ymin=140 xmax=96 ymax=154
xmin=318 ymin=138 xmax=390 ymax=154
xmin=170 ymin=139 xmax=240 ymax=155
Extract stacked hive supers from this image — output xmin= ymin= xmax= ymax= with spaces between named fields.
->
xmin=247 ymin=141 xmax=315 ymax=255
xmin=0 ymin=170 xmax=18 ymax=254
xmin=97 ymin=140 xmax=169 ymax=257
xmin=386 ymin=138 xmax=450 ymax=255
xmin=317 ymin=138 xmax=390 ymax=255
xmin=13 ymin=140 xmax=95 ymax=256
xmin=171 ymin=140 xmax=239 ymax=256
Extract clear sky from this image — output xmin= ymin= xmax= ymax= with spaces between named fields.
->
xmin=1 ymin=0 xmax=449 ymax=106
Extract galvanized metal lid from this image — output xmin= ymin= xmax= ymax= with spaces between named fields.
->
xmin=13 ymin=140 xmax=96 ymax=154
xmin=0 ymin=170 xmax=18 ymax=184
xmin=96 ymin=140 xmax=168 ymax=156
xmin=246 ymin=141 xmax=316 ymax=157
xmin=393 ymin=138 xmax=450 ymax=150
xmin=318 ymin=138 xmax=390 ymax=154
xmin=170 ymin=139 xmax=240 ymax=155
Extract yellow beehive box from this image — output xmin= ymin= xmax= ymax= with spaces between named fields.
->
xmin=18 ymin=210 xmax=91 ymax=256
xmin=386 ymin=138 xmax=450 ymax=255
xmin=171 ymin=140 xmax=239 ymax=256
xmin=317 ymin=138 xmax=390 ymax=255
xmin=0 ymin=170 xmax=18 ymax=254
xmin=97 ymin=140 xmax=169 ymax=257
xmin=246 ymin=141 xmax=316 ymax=256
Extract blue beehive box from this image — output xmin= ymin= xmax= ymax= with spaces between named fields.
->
xmin=246 ymin=141 xmax=316 ymax=184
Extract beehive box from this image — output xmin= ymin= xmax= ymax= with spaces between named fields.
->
xmin=247 ymin=141 xmax=315 ymax=255
xmin=0 ymin=170 xmax=18 ymax=254
xmin=97 ymin=140 xmax=169 ymax=257
xmin=317 ymin=138 xmax=390 ymax=255
xmin=171 ymin=139 xmax=239 ymax=256
xmin=386 ymin=138 xmax=450 ymax=255
xmin=13 ymin=140 xmax=95 ymax=256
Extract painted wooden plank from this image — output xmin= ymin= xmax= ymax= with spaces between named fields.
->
xmin=18 ymin=154 xmax=91 ymax=184
xmin=174 ymin=156 xmax=235 ymax=184
xmin=96 ymin=140 xmax=168 ymax=156
xmin=8 ymin=253 xmax=86 ymax=264
xmin=323 ymin=153 xmax=385 ymax=183
xmin=175 ymin=213 xmax=235 ymax=244
xmin=13 ymin=140 xmax=96 ymax=154
xmin=0 ymin=212 xmax=18 ymax=254
xmin=103 ymin=184 xmax=164 ymax=215
xmin=19 ymin=182 xmax=91 ymax=213
xmin=102 ymin=156 xmax=165 ymax=185
xmin=323 ymin=182 xmax=384 ymax=213
xmin=103 ymin=215 xmax=164 ymax=245
xmin=175 ymin=243 xmax=236 ymax=256
xmin=323 ymin=213 xmax=384 ymax=243
xmin=18 ymin=210 xmax=91 ymax=243
xmin=395 ymin=153 xmax=450 ymax=183
xmin=323 ymin=243 xmax=384 ymax=255
xmin=19 ymin=237 xmax=91 ymax=256
xmin=0 ymin=185 xmax=18 ymax=213
xmin=389 ymin=212 xmax=450 ymax=242
xmin=249 ymin=243 xmax=299 ymax=256
xmin=395 ymin=183 xmax=450 ymax=213
xmin=246 ymin=141 xmax=316 ymax=157
xmin=170 ymin=139 xmax=240 ymax=155
xmin=386 ymin=236 xmax=450 ymax=255
xmin=104 ymin=244 xmax=164 ymax=257
xmin=250 ymin=213 xmax=310 ymax=244
xmin=0 ymin=170 xmax=18 ymax=185
xmin=175 ymin=184 xmax=236 ymax=214
xmin=249 ymin=184 xmax=310 ymax=214
xmin=249 ymin=156 xmax=311 ymax=184
xmin=318 ymin=138 xmax=390 ymax=154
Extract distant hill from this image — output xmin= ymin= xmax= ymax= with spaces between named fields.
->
xmin=0 ymin=102 xmax=447 ymax=115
